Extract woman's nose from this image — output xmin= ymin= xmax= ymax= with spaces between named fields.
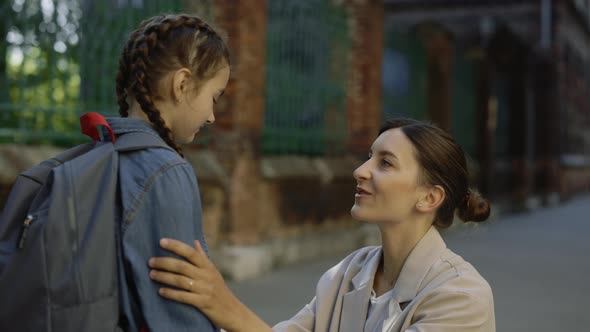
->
xmin=207 ymin=112 xmax=215 ymax=124
xmin=353 ymin=160 xmax=370 ymax=181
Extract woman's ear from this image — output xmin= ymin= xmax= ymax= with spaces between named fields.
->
xmin=416 ymin=185 xmax=445 ymax=212
xmin=171 ymin=68 xmax=192 ymax=102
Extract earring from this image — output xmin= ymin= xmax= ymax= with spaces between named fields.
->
xmin=417 ymin=202 xmax=422 ymax=208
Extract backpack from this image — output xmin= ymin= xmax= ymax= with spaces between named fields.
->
xmin=0 ymin=113 xmax=173 ymax=331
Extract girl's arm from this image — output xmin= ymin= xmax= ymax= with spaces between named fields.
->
xmin=149 ymin=239 xmax=273 ymax=332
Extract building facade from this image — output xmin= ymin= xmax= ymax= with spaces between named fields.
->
xmin=383 ymin=0 xmax=590 ymax=206
xmin=1 ymin=0 xmax=588 ymax=279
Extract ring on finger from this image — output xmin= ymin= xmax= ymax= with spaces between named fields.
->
xmin=188 ymin=279 xmax=194 ymax=291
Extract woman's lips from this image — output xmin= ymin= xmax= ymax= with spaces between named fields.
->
xmin=355 ymin=186 xmax=372 ymax=198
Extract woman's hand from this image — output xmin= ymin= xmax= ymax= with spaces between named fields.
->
xmin=148 ymin=239 xmax=272 ymax=332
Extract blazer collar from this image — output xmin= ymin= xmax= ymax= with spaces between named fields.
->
xmin=392 ymin=226 xmax=447 ymax=303
xmin=342 ymin=227 xmax=447 ymax=331
xmin=349 ymin=226 xmax=446 ymax=301
xmin=351 ymin=246 xmax=382 ymax=290
xmin=382 ymin=227 xmax=447 ymax=330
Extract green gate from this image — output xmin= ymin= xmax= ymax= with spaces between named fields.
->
xmin=451 ymin=46 xmax=477 ymax=158
xmin=262 ymin=0 xmax=350 ymax=155
xmin=381 ymin=29 xmax=428 ymax=122
xmin=1 ymin=0 xmax=211 ymax=145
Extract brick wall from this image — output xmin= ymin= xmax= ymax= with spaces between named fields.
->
xmin=197 ymin=0 xmax=387 ymax=246
xmin=344 ymin=0 xmax=385 ymax=155
xmin=0 ymin=1 xmax=388 ymax=278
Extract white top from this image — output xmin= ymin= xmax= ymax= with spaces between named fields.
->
xmin=364 ymin=288 xmax=393 ymax=332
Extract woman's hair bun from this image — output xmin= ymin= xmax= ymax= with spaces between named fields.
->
xmin=457 ymin=189 xmax=491 ymax=222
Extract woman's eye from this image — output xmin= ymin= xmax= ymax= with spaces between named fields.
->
xmin=380 ymin=159 xmax=392 ymax=167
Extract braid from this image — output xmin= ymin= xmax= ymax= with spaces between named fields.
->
xmin=129 ymin=32 xmax=184 ymax=156
xmin=143 ymin=15 xmax=222 ymax=71
xmin=115 ymin=56 xmax=129 ymax=117
xmin=143 ymin=14 xmax=217 ymax=38
xmin=116 ymin=30 xmax=142 ymax=117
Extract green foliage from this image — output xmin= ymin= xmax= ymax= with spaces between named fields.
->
xmin=1 ymin=0 xmax=211 ymax=146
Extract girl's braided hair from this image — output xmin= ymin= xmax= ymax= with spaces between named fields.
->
xmin=116 ymin=14 xmax=230 ymax=156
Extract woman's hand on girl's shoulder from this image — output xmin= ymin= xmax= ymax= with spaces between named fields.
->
xmin=149 ymin=239 xmax=272 ymax=332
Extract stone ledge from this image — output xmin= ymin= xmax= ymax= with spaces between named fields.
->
xmin=210 ymin=224 xmax=379 ymax=281
xmin=0 ymin=144 xmax=66 ymax=184
xmin=0 ymin=144 xmax=227 ymax=183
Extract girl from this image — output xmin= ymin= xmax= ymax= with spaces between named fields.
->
xmin=148 ymin=118 xmax=496 ymax=331
xmin=111 ymin=14 xmax=229 ymax=331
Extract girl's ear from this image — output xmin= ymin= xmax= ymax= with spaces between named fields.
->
xmin=171 ymin=68 xmax=192 ymax=102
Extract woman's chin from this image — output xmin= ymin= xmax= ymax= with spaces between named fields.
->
xmin=351 ymin=206 xmax=383 ymax=224
xmin=350 ymin=206 xmax=368 ymax=222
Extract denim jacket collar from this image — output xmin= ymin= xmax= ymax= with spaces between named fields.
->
xmin=106 ymin=117 xmax=161 ymax=137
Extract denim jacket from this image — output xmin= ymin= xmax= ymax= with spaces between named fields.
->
xmin=107 ymin=117 xmax=217 ymax=332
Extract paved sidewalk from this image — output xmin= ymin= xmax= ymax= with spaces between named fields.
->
xmin=228 ymin=194 xmax=590 ymax=331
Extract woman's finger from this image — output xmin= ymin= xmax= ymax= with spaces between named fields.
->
xmin=148 ymin=256 xmax=199 ymax=276
xmin=149 ymin=269 xmax=205 ymax=292
xmin=158 ymin=287 xmax=208 ymax=308
xmin=159 ymin=238 xmax=210 ymax=268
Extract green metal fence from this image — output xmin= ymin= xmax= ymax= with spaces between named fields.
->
xmin=262 ymin=0 xmax=350 ymax=155
xmin=382 ymin=28 xmax=480 ymax=158
xmin=381 ymin=29 xmax=428 ymax=122
xmin=451 ymin=45 xmax=477 ymax=158
xmin=1 ymin=0 xmax=211 ymax=146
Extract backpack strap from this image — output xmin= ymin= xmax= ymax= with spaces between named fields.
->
xmin=114 ymin=131 xmax=175 ymax=153
xmin=20 ymin=142 xmax=97 ymax=185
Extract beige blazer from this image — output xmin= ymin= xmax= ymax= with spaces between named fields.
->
xmin=273 ymin=227 xmax=495 ymax=332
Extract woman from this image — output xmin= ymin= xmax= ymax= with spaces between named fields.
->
xmin=112 ymin=14 xmax=229 ymax=331
xmin=148 ymin=118 xmax=496 ymax=331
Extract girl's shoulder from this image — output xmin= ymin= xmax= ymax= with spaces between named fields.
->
xmin=118 ymin=147 xmax=196 ymax=211
xmin=122 ymin=147 xmax=190 ymax=176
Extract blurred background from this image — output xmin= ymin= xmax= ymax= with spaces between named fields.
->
xmin=0 ymin=0 xmax=589 ymax=330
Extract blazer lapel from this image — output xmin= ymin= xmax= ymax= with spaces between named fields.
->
xmin=394 ymin=226 xmax=448 ymax=303
xmin=338 ymin=247 xmax=381 ymax=332
xmin=339 ymin=284 xmax=371 ymax=332
xmin=382 ymin=227 xmax=449 ymax=331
